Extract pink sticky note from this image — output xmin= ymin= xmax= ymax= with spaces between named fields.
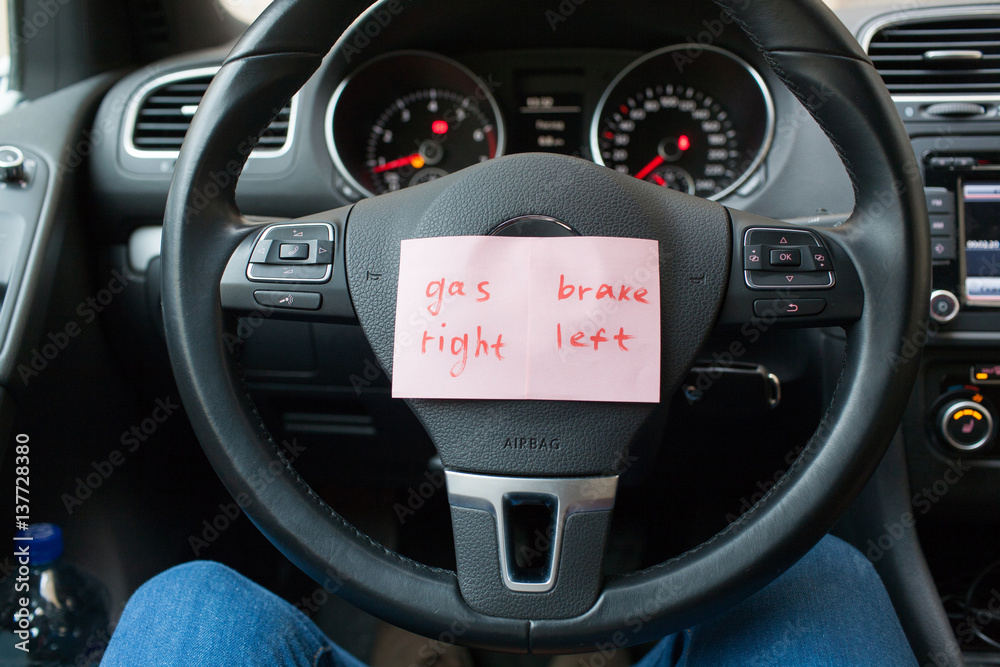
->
xmin=392 ymin=236 xmax=660 ymax=403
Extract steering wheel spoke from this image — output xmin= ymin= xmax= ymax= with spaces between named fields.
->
xmin=716 ymin=208 xmax=865 ymax=329
xmin=220 ymin=206 xmax=358 ymax=324
xmin=446 ymin=471 xmax=618 ymax=618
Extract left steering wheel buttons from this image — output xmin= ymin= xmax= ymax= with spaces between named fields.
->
xmin=253 ymin=290 xmax=322 ymax=310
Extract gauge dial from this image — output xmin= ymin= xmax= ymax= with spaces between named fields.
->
xmin=366 ymin=89 xmax=499 ymax=194
xmin=592 ymin=45 xmax=774 ymax=201
xmin=327 ymin=52 xmax=505 ymax=199
xmin=597 ymin=85 xmax=740 ymax=198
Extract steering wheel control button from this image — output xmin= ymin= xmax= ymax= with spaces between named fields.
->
xmin=747 ymin=270 xmax=835 ymax=289
xmin=249 ymin=264 xmax=330 ymax=281
xmin=743 ymin=227 xmax=836 ymax=289
xmin=264 ymin=225 xmax=330 ymax=242
xmin=753 ymin=298 xmax=826 ymax=317
xmin=931 ymin=237 xmax=956 ymax=261
xmin=769 ymin=248 xmax=801 ymax=266
xmin=930 ymin=290 xmax=960 ymax=323
xmin=0 ymin=145 xmax=25 ymax=183
xmin=253 ymin=290 xmax=322 ymax=310
xmin=248 ymin=222 xmax=334 ymax=283
xmin=938 ymin=400 xmax=995 ymax=451
xmin=278 ymin=243 xmax=310 ymax=260
xmin=745 ymin=228 xmax=817 ymax=247
xmin=805 ymin=247 xmax=831 ymax=270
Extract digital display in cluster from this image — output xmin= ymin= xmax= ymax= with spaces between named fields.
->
xmin=510 ymin=70 xmax=585 ymax=157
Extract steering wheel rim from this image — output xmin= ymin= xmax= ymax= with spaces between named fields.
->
xmin=161 ymin=0 xmax=930 ymax=653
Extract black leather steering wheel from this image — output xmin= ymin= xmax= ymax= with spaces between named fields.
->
xmin=161 ymin=0 xmax=930 ymax=653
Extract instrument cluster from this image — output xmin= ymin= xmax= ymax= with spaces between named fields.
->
xmin=326 ymin=47 xmax=774 ymax=201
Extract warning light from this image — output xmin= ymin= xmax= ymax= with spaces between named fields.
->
xmin=977 ymin=372 xmax=989 ymax=380
xmin=431 ymin=120 xmax=449 ymax=135
xmin=411 ymin=155 xmax=426 ymax=169
xmin=678 ymin=135 xmax=691 ymax=151
xmin=974 ymin=394 xmax=984 ymax=403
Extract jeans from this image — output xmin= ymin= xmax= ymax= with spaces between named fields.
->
xmin=101 ymin=535 xmax=917 ymax=666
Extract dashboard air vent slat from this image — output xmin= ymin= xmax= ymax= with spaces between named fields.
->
xmin=131 ymin=71 xmax=293 ymax=155
xmin=866 ymin=16 xmax=1000 ymax=95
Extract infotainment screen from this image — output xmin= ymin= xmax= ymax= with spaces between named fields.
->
xmin=963 ymin=182 xmax=1000 ymax=304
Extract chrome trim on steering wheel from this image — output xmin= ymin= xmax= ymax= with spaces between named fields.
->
xmin=445 ymin=471 xmax=618 ymax=594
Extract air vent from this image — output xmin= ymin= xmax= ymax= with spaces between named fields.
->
xmin=127 ymin=67 xmax=294 ymax=157
xmin=865 ymin=14 xmax=1000 ymax=96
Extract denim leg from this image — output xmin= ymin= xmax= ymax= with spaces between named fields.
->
xmin=101 ymin=561 xmax=366 ymax=667
xmin=636 ymin=535 xmax=918 ymax=667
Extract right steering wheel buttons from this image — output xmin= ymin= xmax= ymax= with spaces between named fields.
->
xmin=754 ymin=299 xmax=826 ymax=317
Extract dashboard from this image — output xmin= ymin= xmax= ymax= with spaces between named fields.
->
xmin=66 ymin=0 xmax=1000 ymax=535
xmin=89 ymin=0 xmax=855 ymax=242
xmin=3 ymin=0 xmax=1000 ymax=658
xmin=78 ymin=0 xmax=1000 ymax=479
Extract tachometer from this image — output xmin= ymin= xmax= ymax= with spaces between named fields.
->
xmin=366 ymin=89 xmax=498 ymax=193
xmin=327 ymin=52 xmax=505 ymax=199
xmin=591 ymin=45 xmax=774 ymax=200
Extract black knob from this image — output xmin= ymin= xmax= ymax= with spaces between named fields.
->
xmin=0 ymin=146 xmax=25 ymax=183
xmin=938 ymin=399 xmax=994 ymax=451
xmin=930 ymin=290 xmax=959 ymax=323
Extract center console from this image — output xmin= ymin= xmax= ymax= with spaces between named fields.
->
xmin=907 ymin=139 xmax=1000 ymax=466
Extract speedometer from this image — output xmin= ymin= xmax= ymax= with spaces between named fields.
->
xmin=591 ymin=45 xmax=774 ymax=200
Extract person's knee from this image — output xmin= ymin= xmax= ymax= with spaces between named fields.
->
xmin=128 ymin=560 xmax=245 ymax=609
xmin=796 ymin=534 xmax=884 ymax=590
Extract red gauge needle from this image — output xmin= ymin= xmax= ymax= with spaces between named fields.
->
xmin=634 ymin=155 xmax=664 ymax=181
xmin=651 ymin=174 xmax=667 ymax=187
xmin=373 ymin=153 xmax=425 ymax=173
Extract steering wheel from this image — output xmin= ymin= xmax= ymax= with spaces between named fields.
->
xmin=161 ymin=0 xmax=930 ymax=653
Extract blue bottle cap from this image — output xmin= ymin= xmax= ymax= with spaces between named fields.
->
xmin=17 ymin=523 xmax=64 ymax=565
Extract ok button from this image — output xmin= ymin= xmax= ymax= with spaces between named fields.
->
xmin=770 ymin=248 xmax=801 ymax=267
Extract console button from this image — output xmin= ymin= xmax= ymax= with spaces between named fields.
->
xmin=928 ymin=157 xmax=954 ymax=168
xmin=931 ymin=238 xmax=956 ymax=261
xmin=253 ymin=290 xmax=322 ymax=310
xmin=924 ymin=188 xmax=954 ymax=214
xmin=753 ymin=298 xmax=826 ymax=317
xmin=972 ymin=364 xmax=1000 ymax=385
xmin=929 ymin=290 xmax=959 ymax=323
xmin=769 ymin=249 xmax=801 ymax=267
xmin=929 ymin=215 xmax=955 ymax=237
xmin=938 ymin=399 xmax=994 ymax=451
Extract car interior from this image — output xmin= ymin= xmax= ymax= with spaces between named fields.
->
xmin=4 ymin=0 xmax=1000 ymax=665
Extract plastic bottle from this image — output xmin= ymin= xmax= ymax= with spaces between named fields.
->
xmin=0 ymin=524 xmax=109 ymax=666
